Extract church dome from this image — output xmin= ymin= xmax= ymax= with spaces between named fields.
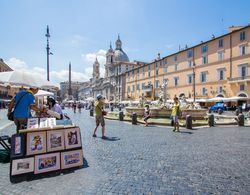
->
xmin=114 ymin=49 xmax=129 ymax=62
xmin=113 ymin=35 xmax=129 ymax=62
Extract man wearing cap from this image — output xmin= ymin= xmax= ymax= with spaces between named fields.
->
xmin=7 ymin=87 xmax=46 ymax=132
xmin=92 ymin=94 xmax=107 ymax=139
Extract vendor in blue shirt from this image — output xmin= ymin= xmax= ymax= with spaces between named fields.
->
xmin=7 ymin=87 xmax=46 ymax=132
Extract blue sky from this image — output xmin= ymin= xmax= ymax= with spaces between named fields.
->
xmin=1 ymin=0 xmax=250 ymax=85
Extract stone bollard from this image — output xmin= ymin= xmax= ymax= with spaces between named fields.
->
xmin=218 ymin=109 xmax=223 ymax=115
xmin=208 ymin=114 xmax=215 ymax=127
xmin=186 ymin=115 xmax=192 ymax=129
xmin=235 ymin=109 xmax=239 ymax=116
xmin=90 ymin=109 xmax=93 ymax=117
xmin=132 ymin=112 xmax=137 ymax=125
xmin=237 ymin=114 xmax=244 ymax=126
xmin=110 ymin=106 xmax=114 ymax=112
xmin=119 ymin=111 xmax=124 ymax=121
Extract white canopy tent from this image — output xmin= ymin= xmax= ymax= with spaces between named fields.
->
xmin=35 ymin=90 xmax=54 ymax=97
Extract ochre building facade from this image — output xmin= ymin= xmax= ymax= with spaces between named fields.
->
xmin=125 ymin=26 xmax=250 ymax=103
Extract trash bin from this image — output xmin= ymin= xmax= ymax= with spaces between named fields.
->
xmin=185 ymin=115 xmax=192 ymax=129
xmin=132 ymin=112 xmax=137 ymax=125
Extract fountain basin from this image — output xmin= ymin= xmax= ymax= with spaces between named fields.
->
xmin=125 ymin=107 xmax=207 ymax=119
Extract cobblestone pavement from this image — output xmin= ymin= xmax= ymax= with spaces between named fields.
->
xmin=0 ymin=108 xmax=250 ymax=194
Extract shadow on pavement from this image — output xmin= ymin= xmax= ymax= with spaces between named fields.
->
xmin=177 ymin=131 xmax=193 ymax=134
xmin=102 ymin=137 xmax=121 ymax=141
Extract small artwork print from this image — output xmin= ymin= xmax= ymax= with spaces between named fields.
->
xmin=39 ymin=118 xmax=48 ymax=128
xmin=34 ymin=153 xmax=60 ymax=174
xmin=11 ymin=157 xmax=34 ymax=175
xmin=47 ymin=130 xmax=65 ymax=152
xmin=27 ymin=118 xmax=39 ymax=129
xmin=64 ymin=127 xmax=81 ymax=149
xmin=11 ymin=134 xmax=25 ymax=158
xmin=15 ymin=136 xmax=21 ymax=154
xmin=61 ymin=149 xmax=83 ymax=169
xmin=47 ymin=118 xmax=56 ymax=127
xmin=26 ymin=132 xmax=46 ymax=155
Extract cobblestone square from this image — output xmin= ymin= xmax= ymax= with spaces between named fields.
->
xmin=0 ymin=109 xmax=250 ymax=194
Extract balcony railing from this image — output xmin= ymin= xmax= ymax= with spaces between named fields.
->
xmin=228 ymin=75 xmax=250 ymax=82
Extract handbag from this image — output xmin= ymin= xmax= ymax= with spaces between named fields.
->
xmin=8 ymin=112 xmax=14 ymax=121
xmin=8 ymin=92 xmax=28 ymax=121
xmin=102 ymin=111 xmax=107 ymax=116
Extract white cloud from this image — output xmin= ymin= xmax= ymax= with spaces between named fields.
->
xmin=81 ymin=49 xmax=106 ymax=78
xmin=6 ymin=58 xmax=28 ymax=69
xmin=5 ymin=57 xmax=89 ymax=87
xmin=5 ymin=50 xmax=107 ymax=88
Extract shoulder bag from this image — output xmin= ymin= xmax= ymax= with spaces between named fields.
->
xmin=8 ymin=92 xmax=28 ymax=121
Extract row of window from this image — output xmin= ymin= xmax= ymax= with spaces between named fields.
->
xmin=127 ymin=30 xmax=248 ymax=79
xmin=163 ymin=31 xmax=246 ymax=63
xmin=127 ymin=44 xmax=247 ymax=80
xmin=127 ymin=64 xmax=248 ymax=91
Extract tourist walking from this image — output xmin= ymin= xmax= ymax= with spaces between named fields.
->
xmin=7 ymin=87 xmax=46 ymax=132
xmin=73 ymin=101 xmax=77 ymax=113
xmin=92 ymin=94 xmax=107 ymax=139
xmin=171 ymin=97 xmax=180 ymax=132
xmin=143 ymin=105 xmax=151 ymax=126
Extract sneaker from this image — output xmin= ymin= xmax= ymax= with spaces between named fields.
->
xmin=101 ymin=136 xmax=107 ymax=140
xmin=92 ymin=134 xmax=97 ymax=138
xmin=172 ymin=129 xmax=176 ymax=132
xmin=176 ymin=130 xmax=180 ymax=132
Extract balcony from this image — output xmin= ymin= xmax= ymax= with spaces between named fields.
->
xmin=228 ymin=76 xmax=250 ymax=83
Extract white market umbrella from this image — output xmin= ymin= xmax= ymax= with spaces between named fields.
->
xmin=35 ymin=89 xmax=54 ymax=97
xmin=225 ymin=96 xmax=250 ymax=101
xmin=85 ymin=97 xmax=95 ymax=101
xmin=207 ymin=97 xmax=226 ymax=102
xmin=0 ymin=70 xmax=52 ymax=88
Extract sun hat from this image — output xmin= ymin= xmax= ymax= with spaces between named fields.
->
xmin=96 ymin=94 xmax=103 ymax=100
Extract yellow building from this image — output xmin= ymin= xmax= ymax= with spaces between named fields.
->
xmin=125 ymin=25 xmax=250 ymax=105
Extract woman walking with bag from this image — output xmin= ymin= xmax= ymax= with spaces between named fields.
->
xmin=92 ymin=94 xmax=107 ymax=139
xmin=171 ymin=97 xmax=180 ymax=132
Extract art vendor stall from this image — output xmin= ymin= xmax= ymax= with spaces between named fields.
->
xmin=9 ymin=118 xmax=84 ymax=183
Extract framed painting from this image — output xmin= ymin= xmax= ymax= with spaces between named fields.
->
xmin=47 ymin=130 xmax=65 ymax=152
xmin=34 ymin=152 xmax=60 ymax=174
xmin=11 ymin=157 xmax=34 ymax=175
xmin=11 ymin=134 xmax=25 ymax=158
xmin=64 ymin=127 xmax=82 ymax=149
xmin=61 ymin=149 xmax=83 ymax=169
xmin=26 ymin=131 xmax=47 ymax=155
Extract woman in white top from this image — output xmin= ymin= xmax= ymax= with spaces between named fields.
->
xmin=48 ymin=97 xmax=64 ymax=120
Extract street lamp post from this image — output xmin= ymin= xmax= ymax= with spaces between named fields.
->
xmin=192 ymin=63 xmax=196 ymax=103
xmin=45 ymin=25 xmax=53 ymax=81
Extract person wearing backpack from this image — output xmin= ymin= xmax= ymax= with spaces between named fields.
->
xmin=171 ymin=96 xmax=180 ymax=132
xmin=7 ymin=87 xmax=46 ymax=132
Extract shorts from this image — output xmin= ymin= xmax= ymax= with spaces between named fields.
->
xmin=172 ymin=116 xmax=179 ymax=123
xmin=14 ymin=118 xmax=27 ymax=133
xmin=95 ymin=115 xmax=105 ymax=127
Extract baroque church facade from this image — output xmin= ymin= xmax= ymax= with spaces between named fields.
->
xmin=90 ymin=35 xmax=143 ymax=102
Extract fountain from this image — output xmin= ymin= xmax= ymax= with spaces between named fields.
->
xmin=125 ymin=81 xmax=207 ymax=120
